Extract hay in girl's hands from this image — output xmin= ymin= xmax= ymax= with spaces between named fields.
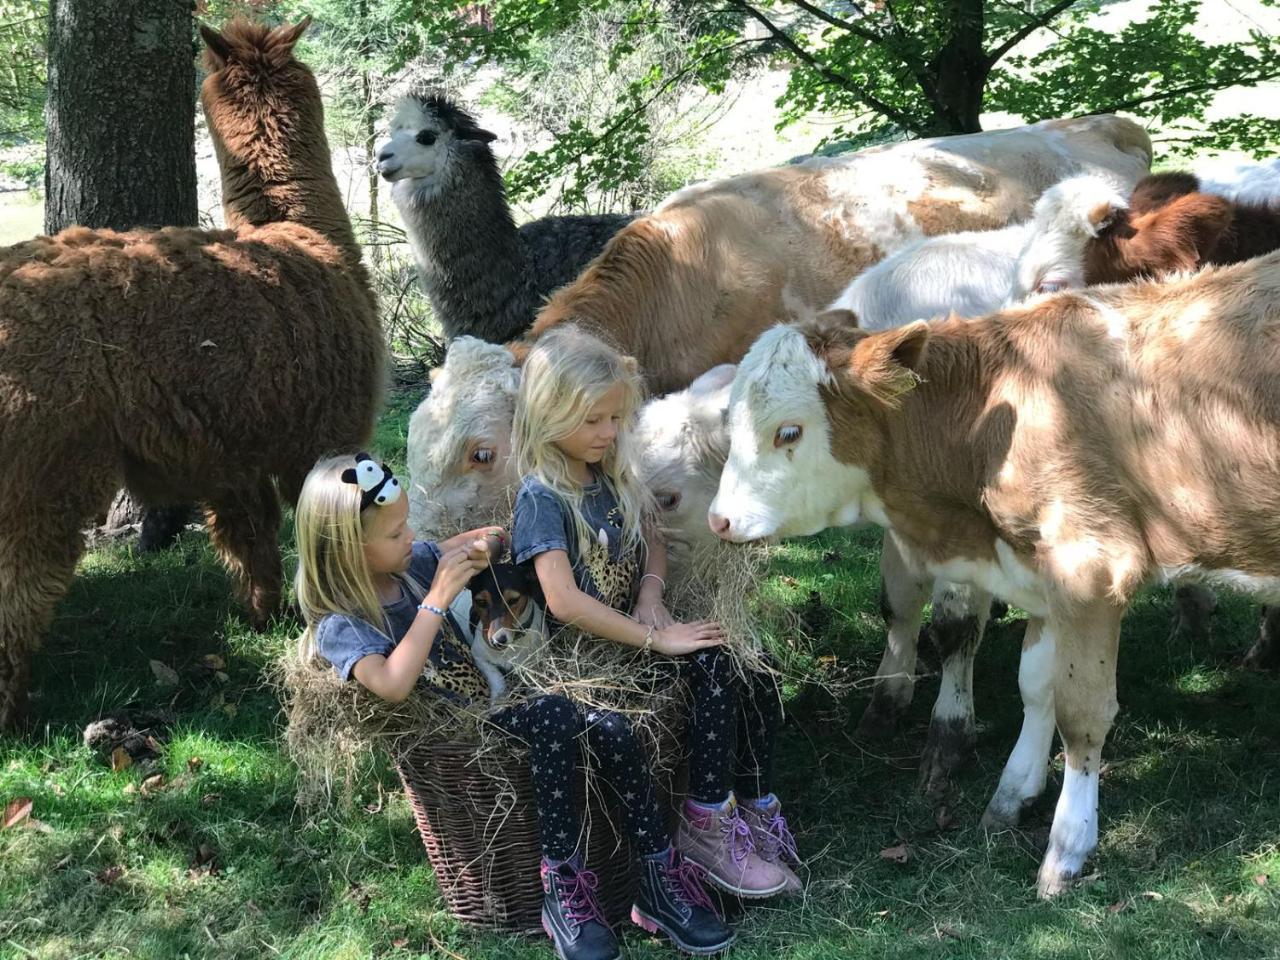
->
xmin=278 ymin=535 xmax=809 ymax=811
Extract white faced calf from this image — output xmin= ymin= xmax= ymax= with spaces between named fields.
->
xmin=710 ymin=255 xmax=1280 ymax=896
xmin=406 ymin=337 xmax=521 ymax=537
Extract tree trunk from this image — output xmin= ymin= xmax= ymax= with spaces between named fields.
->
xmin=923 ymin=0 xmax=988 ymax=134
xmin=45 ymin=0 xmax=197 ymax=550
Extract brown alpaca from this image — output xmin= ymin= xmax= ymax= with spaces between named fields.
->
xmin=0 ymin=18 xmax=383 ymax=729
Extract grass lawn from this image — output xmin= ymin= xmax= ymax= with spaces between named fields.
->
xmin=3 ymin=396 xmax=1279 ymax=960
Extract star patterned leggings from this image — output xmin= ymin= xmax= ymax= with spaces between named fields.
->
xmin=489 ymin=650 xmax=782 ymax=862
xmin=682 ymin=647 xmax=782 ymax=804
xmin=490 ymin=694 xmax=669 ymax=861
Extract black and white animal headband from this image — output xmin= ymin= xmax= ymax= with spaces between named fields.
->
xmin=342 ymin=452 xmax=403 ymax=511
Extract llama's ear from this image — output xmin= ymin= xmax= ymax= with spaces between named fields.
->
xmin=276 ymin=16 xmax=312 ymax=51
xmin=620 ymin=354 xmax=639 ymax=377
xmin=265 ymin=17 xmax=311 ymax=67
xmin=198 ymin=23 xmax=231 ymax=70
xmin=459 ymin=125 xmax=498 ymax=144
xmin=429 ymin=365 xmax=444 ymax=384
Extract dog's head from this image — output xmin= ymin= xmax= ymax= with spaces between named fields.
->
xmin=469 ymin=562 xmax=545 ymax=653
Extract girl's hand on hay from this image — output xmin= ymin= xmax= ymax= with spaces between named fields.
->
xmin=652 ymin=620 xmax=725 ymax=656
xmin=425 ymin=541 xmax=490 ymax=609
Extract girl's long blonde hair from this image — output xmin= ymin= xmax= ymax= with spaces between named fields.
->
xmin=294 ymin=454 xmax=386 ymax=660
xmin=512 ymin=326 xmax=654 ymax=560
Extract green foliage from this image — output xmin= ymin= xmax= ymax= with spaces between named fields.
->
xmin=411 ymin=0 xmax=1280 ymax=202
xmin=0 ymin=154 xmax=42 ymax=188
xmin=988 ymin=0 xmax=1280 ymax=157
xmin=0 ymin=0 xmax=47 ymax=146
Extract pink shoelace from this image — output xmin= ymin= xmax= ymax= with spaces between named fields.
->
xmin=719 ymin=807 xmax=757 ymax=865
xmin=558 ymin=865 xmax=607 ymax=931
xmin=668 ymin=853 xmax=718 ymax=914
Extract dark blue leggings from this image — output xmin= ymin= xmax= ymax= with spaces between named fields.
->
xmin=682 ymin=649 xmax=782 ymax=804
xmin=490 ymin=694 xmax=668 ymax=861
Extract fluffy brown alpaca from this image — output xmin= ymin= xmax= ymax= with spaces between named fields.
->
xmin=0 ymin=18 xmax=383 ymax=729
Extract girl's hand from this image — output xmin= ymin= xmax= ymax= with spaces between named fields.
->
xmin=651 ymin=620 xmax=725 ymax=656
xmin=636 ymin=599 xmax=675 ymax=630
xmin=425 ymin=541 xmax=489 ymax=610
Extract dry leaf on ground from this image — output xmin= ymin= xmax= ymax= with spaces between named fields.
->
xmin=150 ymin=660 xmax=180 ymax=687
xmin=110 ymin=748 xmax=132 ymax=772
xmin=879 ymin=843 xmax=911 ymax=864
xmin=2 ymin=797 xmax=33 ymax=830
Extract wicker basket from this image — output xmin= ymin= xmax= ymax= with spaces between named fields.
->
xmin=396 ymin=737 xmax=646 ymax=931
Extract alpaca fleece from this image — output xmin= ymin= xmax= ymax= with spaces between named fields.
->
xmin=0 ymin=18 xmax=383 ymax=729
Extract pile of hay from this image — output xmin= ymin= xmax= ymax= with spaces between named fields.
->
xmin=277 ymin=538 xmax=798 ymax=810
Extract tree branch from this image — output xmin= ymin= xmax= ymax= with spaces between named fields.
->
xmin=985 ymin=0 xmax=1082 ymax=68
xmin=1090 ymin=69 xmax=1280 ymax=115
xmin=727 ymin=0 xmax=919 ymax=130
xmin=778 ymin=0 xmax=883 ymax=44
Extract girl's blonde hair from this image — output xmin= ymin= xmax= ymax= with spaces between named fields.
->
xmin=513 ymin=326 xmax=654 ymax=560
xmin=294 ymin=453 xmax=386 ymax=660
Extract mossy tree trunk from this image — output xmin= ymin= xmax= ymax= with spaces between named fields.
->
xmin=45 ymin=0 xmax=199 ymax=549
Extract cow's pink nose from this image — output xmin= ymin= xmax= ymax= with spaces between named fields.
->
xmin=708 ymin=512 xmax=731 ymax=538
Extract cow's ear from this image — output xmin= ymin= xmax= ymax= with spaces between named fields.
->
xmin=848 ymin=321 xmax=929 ymax=405
xmin=1086 ymin=198 xmax=1125 ymax=235
xmin=688 ymin=364 xmax=736 ymax=432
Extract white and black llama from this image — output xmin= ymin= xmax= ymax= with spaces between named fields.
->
xmin=377 ymin=92 xmax=634 ymax=344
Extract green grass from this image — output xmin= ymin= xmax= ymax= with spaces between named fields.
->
xmin=3 ymin=401 xmax=1280 ymax=960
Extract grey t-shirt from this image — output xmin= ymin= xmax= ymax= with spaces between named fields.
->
xmin=313 ymin=540 xmax=489 ymax=703
xmin=512 ymin=474 xmax=643 ymax=613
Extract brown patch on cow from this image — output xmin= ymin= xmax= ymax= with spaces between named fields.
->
xmin=1128 ymin=171 xmax=1200 ymax=214
xmin=1085 ymin=192 xmax=1234 ymax=284
xmin=907 ymin=195 xmax=1006 ymax=235
xmin=1088 ymin=172 xmax=1280 ymax=286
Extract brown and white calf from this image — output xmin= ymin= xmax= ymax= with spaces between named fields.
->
xmin=635 ymin=364 xmax=994 ymax=793
xmin=708 ymin=253 xmax=1280 ymax=896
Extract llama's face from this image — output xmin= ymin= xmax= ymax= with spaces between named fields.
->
xmin=376 ymin=96 xmax=496 ymax=190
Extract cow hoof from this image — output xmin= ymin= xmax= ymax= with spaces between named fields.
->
xmin=1036 ymin=864 xmax=1079 ymax=899
xmin=918 ymin=717 xmax=976 ymax=798
xmin=980 ymin=793 xmax=1027 ymax=831
xmin=855 ymin=700 xmax=904 ymax=741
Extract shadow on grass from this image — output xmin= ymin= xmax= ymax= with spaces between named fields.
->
xmin=4 ymin=523 xmax=1280 ymax=958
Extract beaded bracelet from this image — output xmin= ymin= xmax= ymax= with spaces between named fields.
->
xmin=418 ymin=602 xmax=447 ymax=617
xmin=642 ymin=624 xmax=655 ymax=652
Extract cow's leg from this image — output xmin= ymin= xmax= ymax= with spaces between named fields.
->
xmin=919 ymin=580 xmax=991 ymax=797
xmin=1037 ymin=602 xmax=1123 ymax=897
xmin=1168 ymin=583 xmax=1216 ymax=645
xmin=1242 ymin=606 xmax=1280 ymax=671
xmin=856 ymin=534 xmax=930 ymax=740
xmin=981 ymin=617 xmax=1055 ymax=829
xmin=204 ymin=477 xmax=284 ymax=631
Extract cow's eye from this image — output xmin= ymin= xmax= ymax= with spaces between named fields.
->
xmin=416 ymin=129 xmax=438 ymax=146
xmin=774 ymin=424 xmax=802 ymax=448
xmin=654 ymin=491 xmax=681 ymax=511
xmin=1036 ymin=278 xmax=1066 ymax=294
